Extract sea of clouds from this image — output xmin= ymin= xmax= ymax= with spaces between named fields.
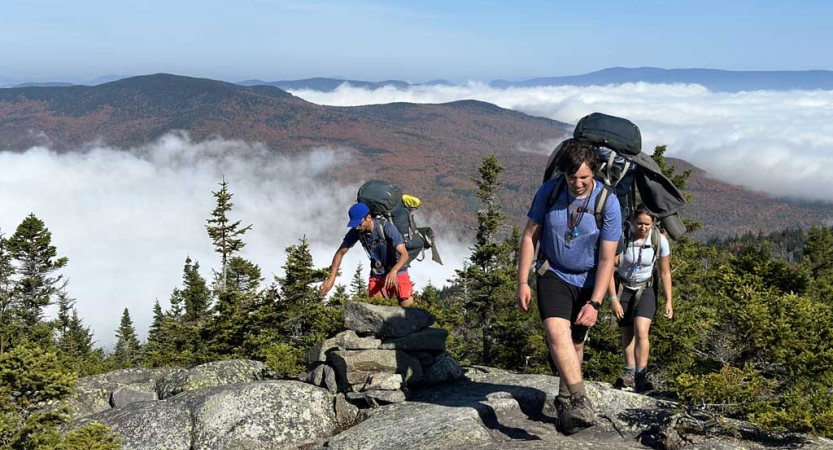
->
xmin=2 ymin=81 xmax=832 ymax=347
xmin=0 ymin=133 xmax=469 ymax=346
xmin=291 ymin=82 xmax=833 ymax=202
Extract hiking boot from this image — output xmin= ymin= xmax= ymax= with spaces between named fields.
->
xmin=559 ymin=394 xmax=596 ymax=434
xmin=615 ymin=371 xmax=635 ymax=390
xmin=635 ymin=371 xmax=654 ymax=393
xmin=555 ymin=396 xmax=571 ymax=421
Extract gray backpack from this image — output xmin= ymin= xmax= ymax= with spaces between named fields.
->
xmin=356 ymin=180 xmax=442 ymax=265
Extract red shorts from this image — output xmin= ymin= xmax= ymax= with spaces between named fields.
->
xmin=368 ymin=271 xmax=414 ymax=300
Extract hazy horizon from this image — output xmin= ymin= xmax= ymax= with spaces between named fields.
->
xmin=6 ymin=66 xmax=833 ymax=88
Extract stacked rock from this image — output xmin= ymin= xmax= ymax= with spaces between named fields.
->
xmin=299 ymin=302 xmax=463 ymax=406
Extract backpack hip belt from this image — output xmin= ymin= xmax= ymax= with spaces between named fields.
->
xmin=615 ymin=272 xmax=652 ymax=311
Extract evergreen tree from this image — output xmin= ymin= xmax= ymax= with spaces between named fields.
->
xmin=168 ymin=288 xmax=184 ymax=318
xmin=651 ymin=145 xmax=692 ymax=199
xmin=142 ymin=300 xmax=168 ymax=367
xmin=6 ymin=214 xmax=68 ymax=348
xmin=487 ymin=225 xmax=548 ymax=372
xmin=112 ymin=308 xmax=141 ymax=369
xmin=452 ymin=155 xmax=518 ymax=365
xmin=276 ymin=237 xmax=335 ymax=344
xmin=60 ymin=422 xmax=122 ymax=449
xmin=0 ymin=231 xmax=16 ymax=353
xmin=278 ymin=237 xmax=329 ymax=309
xmin=224 ymin=256 xmax=262 ymax=294
xmin=144 ymin=260 xmax=210 ymax=368
xmin=0 ymin=343 xmax=75 ymax=448
xmin=329 ymin=284 xmax=350 ymax=306
xmin=181 ymin=257 xmax=211 ymax=323
xmin=143 ymin=299 xmax=189 ymax=368
xmin=349 ymin=263 xmax=368 ymax=301
xmin=803 ymin=226 xmax=833 ymax=301
xmin=54 ymin=292 xmax=103 ymax=376
xmin=204 ymin=256 xmax=263 ymax=359
xmin=205 ymin=179 xmax=252 ymax=291
xmin=0 ymin=344 xmax=119 ymax=448
xmin=266 ymin=237 xmax=341 ymax=375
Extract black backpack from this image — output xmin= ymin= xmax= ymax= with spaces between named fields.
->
xmin=356 ymin=180 xmax=442 ymax=266
xmin=574 ymin=112 xmax=642 ymax=156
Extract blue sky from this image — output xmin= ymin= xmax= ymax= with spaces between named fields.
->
xmin=2 ymin=0 xmax=832 ymax=83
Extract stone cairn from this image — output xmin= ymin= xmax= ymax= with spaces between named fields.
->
xmin=299 ymin=301 xmax=463 ymax=406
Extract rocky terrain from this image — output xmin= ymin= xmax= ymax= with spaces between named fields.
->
xmin=62 ymin=302 xmax=833 ymax=449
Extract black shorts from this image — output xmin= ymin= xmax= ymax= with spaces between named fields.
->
xmin=616 ymin=278 xmax=658 ymax=327
xmin=536 ymin=271 xmax=592 ymax=343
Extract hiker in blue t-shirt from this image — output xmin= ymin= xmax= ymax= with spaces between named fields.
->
xmin=320 ymin=203 xmax=414 ymax=307
xmin=517 ymin=139 xmax=621 ymax=433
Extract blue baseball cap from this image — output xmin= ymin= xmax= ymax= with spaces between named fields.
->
xmin=347 ymin=202 xmax=370 ymax=227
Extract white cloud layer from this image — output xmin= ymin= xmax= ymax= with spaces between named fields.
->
xmin=0 ymin=133 xmax=469 ymax=347
xmin=290 ymin=82 xmax=833 ymax=202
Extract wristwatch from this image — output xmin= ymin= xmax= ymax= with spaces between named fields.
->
xmin=587 ymin=301 xmax=602 ymax=310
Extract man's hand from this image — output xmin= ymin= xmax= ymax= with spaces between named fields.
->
xmin=385 ymin=271 xmax=398 ymax=290
xmin=665 ymin=301 xmax=674 ymax=319
xmin=575 ymin=303 xmax=599 ymax=327
xmin=516 ymin=283 xmax=532 ymax=312
xmin=319 ymin=278 xmax=335 ymax=296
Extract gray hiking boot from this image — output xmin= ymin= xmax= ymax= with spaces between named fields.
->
xmin=560 ymin=394 xmax=596 ymax=434
xmin=615 ymin=370 xmax=635 ymax=390
xmin=555 ymin=396 xmax=571 ymax=420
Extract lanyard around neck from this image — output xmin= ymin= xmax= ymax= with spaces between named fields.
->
xmin=566 ymin=182 xmax=593 ymax=232
xmin=632 ymin=229 xmax=652 ymax=267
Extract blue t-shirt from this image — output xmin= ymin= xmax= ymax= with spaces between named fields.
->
xmin=527 ymin=178 xmax=622 ymax=287
xmin=342 ymin=219 xmax=407 ymax=277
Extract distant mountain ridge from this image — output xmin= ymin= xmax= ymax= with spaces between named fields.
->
xmin=238 ymin=68 xmax=833 ymax=93
xmin=0 ymin=73 xmax=830 ymax=237
xmin=10 ymin=82 xmax=76 ymax=88
xmin=237 ymin=77 xmax=456 ymax=92
xmin=491 ymin=67 xmax=833 ymax=92
xmin=7 ymin=68 xmax=833 ymax=92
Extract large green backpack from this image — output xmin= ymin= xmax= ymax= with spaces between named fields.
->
xmin=356 ymin=180 xmax=442 ymax=265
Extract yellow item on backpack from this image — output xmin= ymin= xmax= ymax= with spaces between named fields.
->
xmin=402 ymin=194 xmax=421 ymax=210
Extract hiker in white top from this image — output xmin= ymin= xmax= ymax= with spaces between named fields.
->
xmin=608 ymin=205 xmax=673 ymax=392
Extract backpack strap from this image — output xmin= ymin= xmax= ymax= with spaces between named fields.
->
xmin=649 ymin=226 xmax=661 ymax=267
xmin=592 ymin=184 xmax=611 ymax=230
xmin=622 ymin=226 xmax=661 ymax=272
xmin=536 ymin=177 xmax=565 ymax=275
xmin=615 ymin=272 xmax=651 ymax=312
xmin=377 ymin=217 xmax=387 ymax=244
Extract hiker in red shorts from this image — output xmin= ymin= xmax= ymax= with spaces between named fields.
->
xmin=320 ymin=202 xmax=414 ymax=307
